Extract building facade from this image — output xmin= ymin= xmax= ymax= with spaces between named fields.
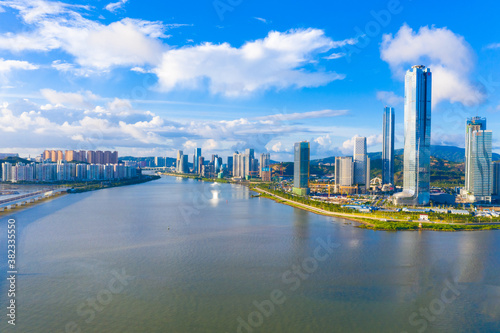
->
xmin=464 ymin=117 xmax=492 ymax=202
xmin=382 ymin=106 xmax=395 ymax=185
xmin=335 ymin=156 xmax=353 ymax=189
xmin=293 ymin=141 xmax=310 ymax=195
xmin=260 ymin=153 xmax=271 ymax=181
xmin=394 ymin=65 xmax=432 ymax=206
xmin=194 ymin=148 xmax=202 ymax=174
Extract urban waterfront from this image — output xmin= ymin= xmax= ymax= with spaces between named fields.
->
xmin=1 ymin=176 xmax=500 ymax=332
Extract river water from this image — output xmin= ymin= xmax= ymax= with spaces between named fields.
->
xmin=1 ymin=176 xmax=500 ymax=332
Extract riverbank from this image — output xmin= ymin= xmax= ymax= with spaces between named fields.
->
xmin=0 ymin=191 xmax=67 ymax=218
xmin=0 ymin=175 xmax=160 ymax=217
xmin=67 ymin=175 xmax=160 ymax=193
xmin=252 ymin=187 xmax=500 ymax=231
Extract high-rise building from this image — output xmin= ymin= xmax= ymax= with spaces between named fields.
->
xmin=382 ymin=106 xmax=395 ymax=185
xmin=194 ymin=148 xmax=202 ymax=174
xmin=335 ymin=156 xmax=354 ymax=191
xmin=87 ymin=151 xmax=96 ymax=164
xmin=353 ymin=137 xmax=367 ymax=188
xmin=465 ymin=117 xmax=487 ymax=192
xmin=232 ymin=152 xmax=241 ymax=178
xmin=394 ymin=65 xmax=432 ymax=206
xmin=493 ymin=162 xmax=500 ymax=196
xmin=176 ymin=150 xmax=183 ymax=172
xmin=2 ymin=162 xmax=12 ymax=181
xmin=198 ymin=156 xmax=204 ymax=175
xmin=260 ymin=153 xmax=271 ymax=181
xmin=180 ymin=154 xmax=189 ymax=173
xmin=244 ymin=149 xmax=255 ymax=178
xmin=464 ymin=117 xmax=492 ymax=202
xmin=231 ymin=150 xmax=256 ymax=179
xmin=227 ymin=156 xmax=233 ymax=175
xmin=96 ymin=151 xmax=104 ymax=164
xmin=43 ymin=150 xmax=51 ymax=161
xmin=293 ymin=141 xmax=310 ymax=196
xmin=155 ymin=156 xmax=166 ymax=167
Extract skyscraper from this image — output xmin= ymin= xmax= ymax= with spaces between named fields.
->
xmin=293 ymin=141 xmax=310 ymax=196
xmin=181 ymin=154 xmax=189 ymax=173
xmin=194 ymin=148 xmax=202 ymax=174
xmin=244 ymin=148 xmax=255 ymax=178
xmin=465 ymin=117 xmax=486 ymax=192
xmin=335 ymin=156 xmax=353 ymax=191
xmin=382 ymin=106 xmax=395 ymax=185
xmin=227 ymin=156 xmax=233 ymax=175
xmin=260 ymin=153 xmax=271 ymax=181
xmin=493 ymin=162 xmax=500 ymax=196
xmin=465 ymin=117 xmax=492 ymax=202
xmin=394 ymin=65 xmax=431 ymax=206
xmin=353 ymin=137 xmax=367 ymax=188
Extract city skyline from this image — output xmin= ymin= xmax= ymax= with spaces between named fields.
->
xmin=0 ymin=0 xmax=499 ymax=160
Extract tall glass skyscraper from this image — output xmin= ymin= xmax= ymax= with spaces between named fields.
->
xmin=353 ymin=137 xmax=367 ymax=185
xmin=394 ymin=65 xmax=431 ymax=206
xmin=465 ymin=117 xmax=492 ymax=202
xmin=293 ymin=141 xmax=310 ymax=196
xmin=382 ymin=106 xmax=395 ymax=185
xmin=194 ymin=148 xmax=202 ymax=174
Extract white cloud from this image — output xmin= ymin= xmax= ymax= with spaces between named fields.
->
xmin=0 ymin=1 xmax=166 ymax=69
xmin=40 ymin=89 xmax=98 ymax=109
xmin=485 ymin=43 xmax=500 ymax=49
xmin=130 ymin=66 xmax=149 ymax=73
xmin=376 ymin=91 xmax=403 ymax=106
xmin=381 ymin=24 xmax=485 ymax=106
xmin=105 ymin=0 xmax=129 ymax=13
xmin=254 ymin=17 xmax=268 ymax=24
xmin=324 ymin=53 xmax=345 ymax=60
xmin=0 ymin=58 xmax=38 ymax=72
xmin=154 ymin=28 xmax=348 ymax=96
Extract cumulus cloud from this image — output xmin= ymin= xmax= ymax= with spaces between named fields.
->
xmin=105 ymin=0 xmax=129 ymax=13
xmin=0 ymin=58 xmax=38 ymax=72
xmin=0 ymin=1 xmax=166 ymax=69
xmin=154 ymin=28 xmax=349 ymax=96
xmin=376 ymin=91 xmax=403 ymax=106
xmin=40 ymin=89 xmax=98 ymax=109
xmin=0 ymin=94 xmax=351 ymax=157
xmin=381 ymin=24 xmax=485 ymax=106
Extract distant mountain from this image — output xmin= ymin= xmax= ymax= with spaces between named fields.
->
xmin=313 ymin=145 xmax=500 ymax=164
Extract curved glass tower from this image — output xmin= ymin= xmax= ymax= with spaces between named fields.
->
xmin=394 ymin=65 xmax=431 ymax=206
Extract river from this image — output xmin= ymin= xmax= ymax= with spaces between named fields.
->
xmin=1 ymin=175 xmax=499 ymax=332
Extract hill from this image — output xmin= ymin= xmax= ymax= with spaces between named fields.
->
xmin=370 ymin=155 xmax=464 ymax=187
xmin=313 ymin=145 xmax=500 ymax=165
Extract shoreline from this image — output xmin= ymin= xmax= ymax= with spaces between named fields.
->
xmin=147 ymin=174 xmax=500 ymax=231
xmin=0 ymin=191 xmax=67 ymax=218
xmin=0 ymin=175 xmax=160 ymax=217
xmin=67 ymin=175 xmax=160 ymax=193
xmin=251 ymin=187 xmax=500 ymax=232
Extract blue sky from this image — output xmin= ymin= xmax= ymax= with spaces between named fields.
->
xmin=0 ymin=0 xmax=499 ymax=160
